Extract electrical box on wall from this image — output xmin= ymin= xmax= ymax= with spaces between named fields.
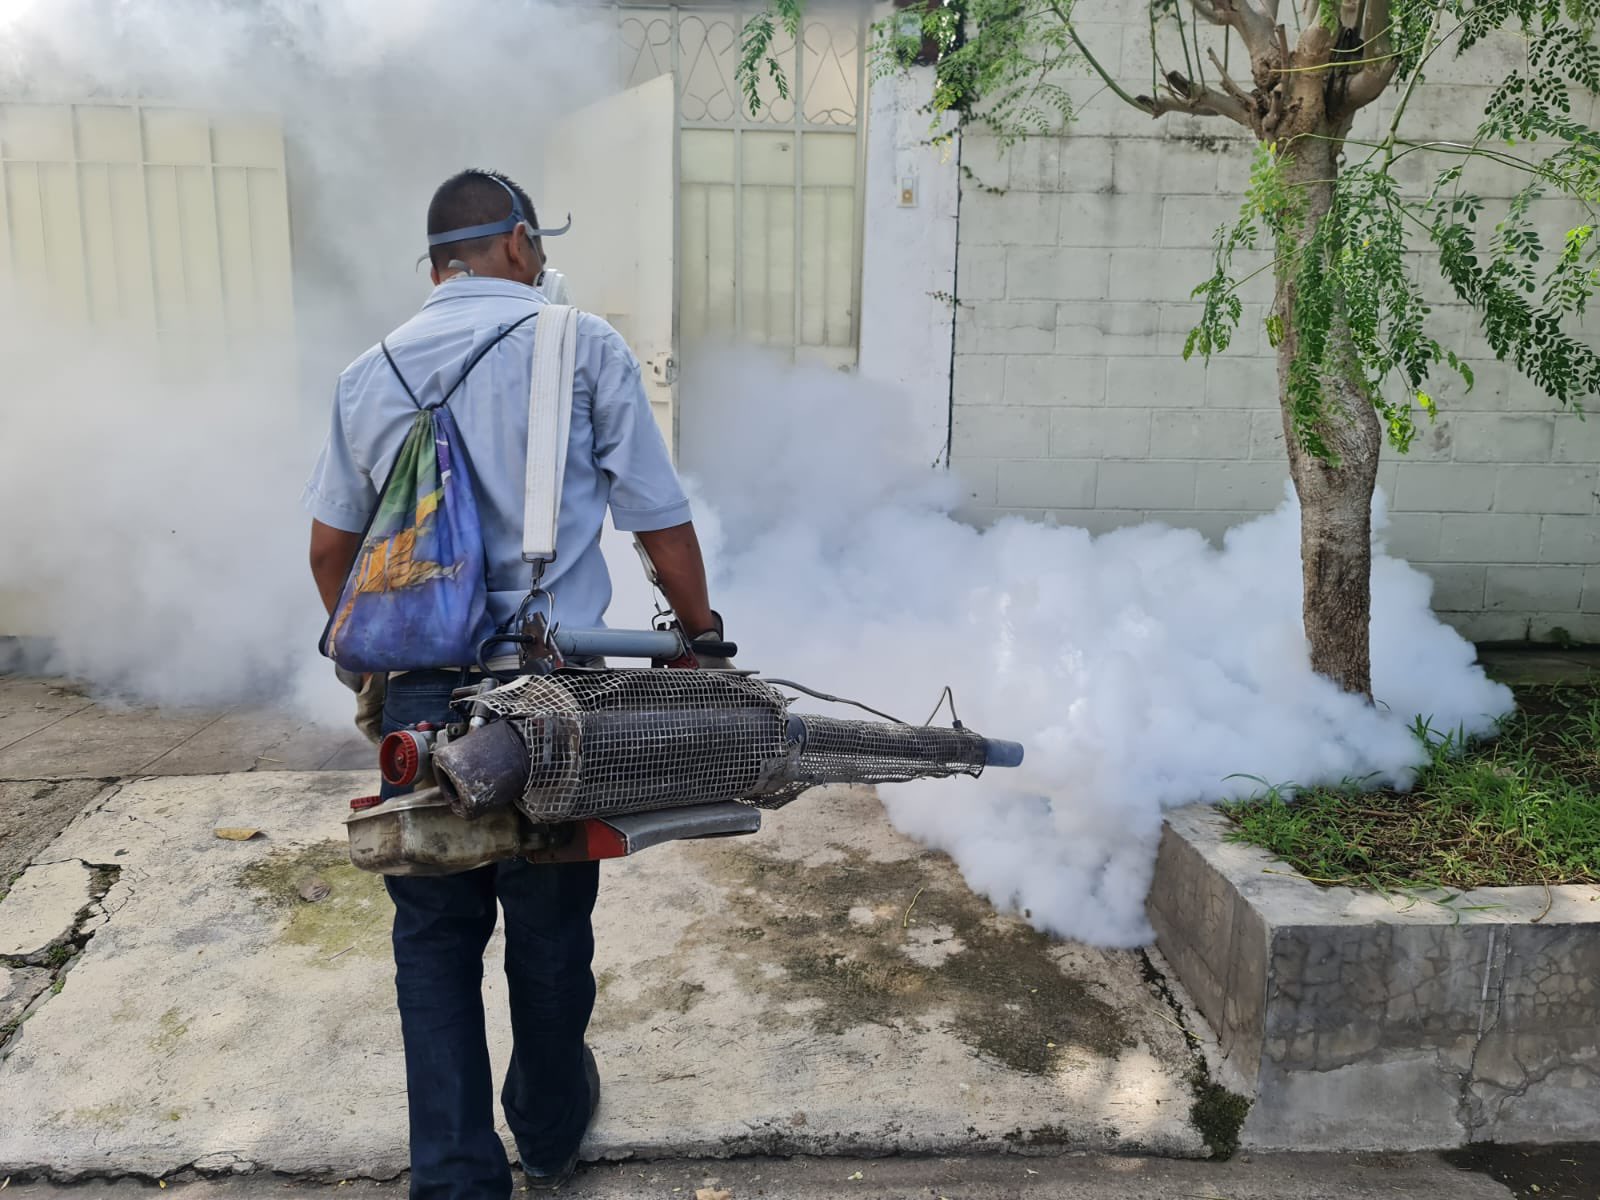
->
xmin=899 ymin=175 xmax=918 ymax=207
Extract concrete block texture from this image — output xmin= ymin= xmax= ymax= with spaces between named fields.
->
xmin=996 ymin=459 xmax=1100 ymax=508
xmin=1097 ymin=460 xmax=1197 ymax=509
xmin=1205 ymin=357 xmax=1279 ymax=409
xmin=1448 ymin=413 xmax=1556 ymax=463
xmin=952 ymin=405 xmax=1051 ymax=459
xmin=1495 ymin=465 xmax=1597 ymax=515
xmin=1112 ymin=136 xmax=1229 ymax=194
xmin=1540 ymin=514 xmax=1600 ymax=563
xmin=1058 ymin=137 xmax=1115 ymax=193
xmin=1437 ymin=514 xmax=1544 ymax=563
xmin=1107 ymin=356 xmax=1209 ymax=407
xmin=955 ymin=301 xmax=1057 ymax=355
xmin=1485 ymin=565 xmax=1585 ymax=612
xmin=1194 ymin=462 xmax=1290 ymax=510
xmin=1107 ymin=248 xmax=1219 ymax=301
xmin=1150 ymin=410 xmax=1252 ymax=460
xmin=1006 ymin=355 xmax=1107 ymax=407
xmin=960 ymin=190 xmax=1060 ymax=245
xmin=961 ymin=243 xmax=1007 ymax=300
xmin=1059 ymin=192 xmax=1164 ymax=247
xmin=1149 ymin=806 xmax=1600 ymax=1150
xmin=1056 ymin=301 xmax=1160 ymax=355
xmin=1006 ymin=247 xmax=1111 ymax=300
xmin=1052 ymin=406 xmax=1152 ymax=458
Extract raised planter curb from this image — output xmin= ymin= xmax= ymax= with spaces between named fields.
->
xmin=1147 ymin=804 xmax=1600 ymax=1151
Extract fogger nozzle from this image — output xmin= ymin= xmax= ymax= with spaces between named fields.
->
xmin=982 ymin=738 xmax=1026 ymax=768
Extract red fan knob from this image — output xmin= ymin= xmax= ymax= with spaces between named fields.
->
xmin=380 ymin=729 xmax=431 ymax=787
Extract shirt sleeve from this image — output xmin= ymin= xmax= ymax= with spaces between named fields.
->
xmin=589 ymin=326 xmax=693 ymax=532
xmin=300 ymin=379 xmax=376 ymax=533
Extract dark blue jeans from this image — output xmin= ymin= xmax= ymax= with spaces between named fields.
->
xmin=380 ymin=671 xmax=599 ymax=1200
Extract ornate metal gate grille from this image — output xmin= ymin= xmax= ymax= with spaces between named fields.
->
xmin=616 ymin=3 xmax=867 ymax=366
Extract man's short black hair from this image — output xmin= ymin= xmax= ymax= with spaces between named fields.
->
xmin=426 ymin=169 xmax=537 ymax=270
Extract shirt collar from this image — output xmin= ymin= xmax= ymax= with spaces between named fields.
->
xmin=422 ymin=275 xmax=546 ymax=309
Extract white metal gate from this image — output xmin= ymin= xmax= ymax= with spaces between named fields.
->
xmin=617 ymin=3 xmax=867 ymax=367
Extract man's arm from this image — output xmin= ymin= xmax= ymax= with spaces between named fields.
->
xmin=635 ymin=522 xmax=715 ymax=636
xmin=310 ymin=520 xmax=363 ymax=615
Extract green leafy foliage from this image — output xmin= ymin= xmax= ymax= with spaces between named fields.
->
xmin=872 ymin=0 xmax=1077 ymax=142
xmin=738 ymin=0 xmax=803 ymax=117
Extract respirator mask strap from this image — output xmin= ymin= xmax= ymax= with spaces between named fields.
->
xmin=419 ymin=175 xmax=571 ymax=268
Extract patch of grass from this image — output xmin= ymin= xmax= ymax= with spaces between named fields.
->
xmin=1222 ymin=684 xmax=1600 ymax=891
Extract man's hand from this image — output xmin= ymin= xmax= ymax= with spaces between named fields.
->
xmin=651 ymin=606 xmax=734 ymax=670
xmin=688 ymin=626 xmax=735 ymax=671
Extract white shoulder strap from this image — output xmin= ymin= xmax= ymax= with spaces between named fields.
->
xmin=523 ymin=304 xmax=579 ymax=564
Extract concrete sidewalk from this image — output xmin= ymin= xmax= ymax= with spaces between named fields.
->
xmin=0 ymin=670 xmax=1204 ymax=1181
xmin=0 ymin=1152 xmax=1523 ymax=1199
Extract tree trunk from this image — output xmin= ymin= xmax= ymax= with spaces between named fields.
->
xmin=1274 ymin=134 xmax=1383 ymax=699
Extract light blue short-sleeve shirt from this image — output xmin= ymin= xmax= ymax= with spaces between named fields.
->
xmin=302 ymin=277 xmax=691 ymax=637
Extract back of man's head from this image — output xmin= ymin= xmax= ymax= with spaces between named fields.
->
xmin=427 ymin=169 xmax=538 ymax=273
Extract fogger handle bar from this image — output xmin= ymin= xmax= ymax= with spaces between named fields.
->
xmin=476 ymin=628 xmax=738 ymax=674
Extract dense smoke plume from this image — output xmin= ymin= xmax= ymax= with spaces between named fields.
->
xmin=615 ymin=351 xmax=1512 ymax=945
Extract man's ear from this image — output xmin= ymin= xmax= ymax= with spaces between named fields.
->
xmin=508 ymin=224 xmax=543 ymax=282
xmin=429 ymin=261 xmax=443 ymax=286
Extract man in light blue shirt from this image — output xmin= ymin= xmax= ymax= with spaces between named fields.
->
xmin=303 ymin=169 xmax=722 ymax=1200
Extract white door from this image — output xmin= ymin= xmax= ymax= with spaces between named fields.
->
xmin=541 ymin=73 xmax=678 ymax=454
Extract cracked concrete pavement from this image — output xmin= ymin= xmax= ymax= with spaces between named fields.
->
xmin=0 ymin=674 xmax=1207 ymax=1183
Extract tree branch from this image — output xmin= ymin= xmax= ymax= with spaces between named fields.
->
xmin=1059 ymin=17 xmax=1248 ymax=127
xmin=1344 ymin=0 xmax=1397 ymax=109
xmin=1140 ymin=71 xmax=1257 ymax=125
xmin=1065 ymin=21 xmax=1159 ymax=112
xmin=1207 ymin=46 xmax=1258 ymax=113
xmin=1187 ymin=0 xmax=1278 ymax=58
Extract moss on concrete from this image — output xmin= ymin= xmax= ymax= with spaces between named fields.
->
xmin=151 ymin=1006 xmax=189 ymax=1053
xmin=1189 ymin=1069 xmax=1250 ymax=1160
xmin=237 ymin=841 xmax=390 ymax=963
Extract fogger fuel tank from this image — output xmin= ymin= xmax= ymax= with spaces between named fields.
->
xmin=346 ymin=664 xmax=1023 ymax=876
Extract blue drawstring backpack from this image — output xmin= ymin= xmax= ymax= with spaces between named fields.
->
xmin=320 ymin=314 xmax=535 ymax=673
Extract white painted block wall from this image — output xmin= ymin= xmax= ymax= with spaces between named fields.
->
xmin=938 ymin=30 xmax=1600 ymax=644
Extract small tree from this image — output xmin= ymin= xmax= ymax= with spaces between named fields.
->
xmin=745 ymin=0 xmax=1600 ymax=698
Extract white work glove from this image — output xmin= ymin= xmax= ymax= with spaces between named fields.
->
xmin=335 ymin=667 xmax=387 ymax=746
xmin=689 ymin=618 xmax=735 ymax=670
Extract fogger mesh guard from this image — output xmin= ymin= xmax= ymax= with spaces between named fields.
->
xmin=470 ymin=669 xmax=992 ymax=823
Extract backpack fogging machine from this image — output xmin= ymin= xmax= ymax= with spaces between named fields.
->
xmin=337 ymin=302 xmax=1020 ymax=874
xmin=345 ymin=617 xmax=1025 ymax=876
